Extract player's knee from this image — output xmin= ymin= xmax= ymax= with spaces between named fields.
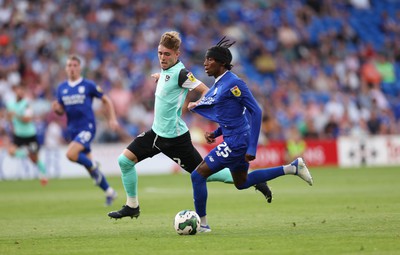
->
xmin=29 ymin=154 xmax=38 ymax=163
xmin=118 ymin=154 xmax=135 ymax=173
xmin=234 ymin=180 xmax=247 ymax=190
xmin=66 ymin=151 xmax=78 ymax=162
xmin=235 ymin=184 xmax=246 ymax=190
xmin=191 ymin=170 xmax=206 ymax=184
xmin=7 ymin=147 xmax=15 ymax=156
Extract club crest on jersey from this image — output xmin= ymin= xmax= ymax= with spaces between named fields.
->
xmin=230 ymin=86 xmax=241 ymax=97
xmin=96 ymin=85 xmax=103 ymax=93
xmin=165 ymin=75 xmax=170 ymax=82
xmin=187 ymin=72 xmax=196 ymax=82
xmin=78 ymin=86 xmax=85 ymax=94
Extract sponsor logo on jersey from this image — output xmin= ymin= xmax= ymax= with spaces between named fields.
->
xmin=96 ymin=85 xmax=103 ymax=93
xmin=78 ymin=86 xmax=85 ymax=94
xmin=62 ymin=94 xmax=86 ymax=105
xmin=230 ymin=86 xmax=241 ymax=97
xmin=198 ymin=96 xmax=215 ymax=105
xmin=187 ymin=72 xmax=196 ymax=82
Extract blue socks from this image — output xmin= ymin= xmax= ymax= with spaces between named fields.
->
xmin=77 ymin=152 xmax=109 ymax=191
xmin=90 ymin=167 xmax=110 ymax=191
xmin=191 ymin=170 xmax=208 ymax=217
xmin=77 ymin=152 xmax=93 ymax=169
xmin=236 ymin=166 xmax=284 ymax=189
xmin=191 ymin=166 xmax=286 ymax=218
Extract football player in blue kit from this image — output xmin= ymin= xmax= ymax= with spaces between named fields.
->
xmin=189 ymin=37 xmax=314 ymax=232
xmin=52 ymin=55 xmax=119 ymax=206
xmin=107 ymin=31 xmax=272 ymax=220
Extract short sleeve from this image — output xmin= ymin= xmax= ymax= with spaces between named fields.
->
xmin=178 ymin=69 xmax=202 ymax=90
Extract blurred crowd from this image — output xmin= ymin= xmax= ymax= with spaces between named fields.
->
xmin=0 ymin=0 xmax=400 ymax=147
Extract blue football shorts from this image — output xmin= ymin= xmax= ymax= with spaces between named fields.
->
xmin=204 ymin=132 xmax=250 ymax=173
xmin=71 ymin=129 xmax=95 ymax=153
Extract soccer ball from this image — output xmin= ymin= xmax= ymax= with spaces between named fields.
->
xmin=173 ymin=210 xmax=200 ymax=235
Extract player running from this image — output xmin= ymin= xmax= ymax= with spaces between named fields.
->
xmin=52 ymin=55 xmax=119 ymax=206
xmin=107 ymin=31 xmax=272 ymax=220
xmin=189 ymin=37 xmax=313 ymax=232
xmin=6 ymin=84 xmax=48 ymax=185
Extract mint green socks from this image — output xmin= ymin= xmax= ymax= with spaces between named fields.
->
xmin=37 ymin=160 xmax=47 ymax=175
xmin=206 ymin=168 xmax=233 ymax=184
xmin=14 ymin=148 xmax=27 ymax=158
xmin=118 ymin=154 xmax=138 ymax=197
xmin=14 ymin=149 xmax=47 ymax=177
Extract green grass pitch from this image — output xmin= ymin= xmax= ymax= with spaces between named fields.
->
xmin=0 ymin=166 xmax=399 ymax=255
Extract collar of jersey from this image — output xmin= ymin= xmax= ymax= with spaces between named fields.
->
xmin=214 ymin=71 xmax=229 ymax=84
xmin=68 ymin=77 xmax=83 ymax=87
xmin=162 ymin=60 xmax=181 ymax=71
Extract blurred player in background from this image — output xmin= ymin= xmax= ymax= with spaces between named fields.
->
xmin=52 ymin=55 xmax=119 ymax=206
xmin=107 ymin=31 xmax=272 ymax=220
xmin=6 ymin=84 xmax=48 ymax=185
xmin=189 ymin=37 xmax=314 ymax=232
xmin=285 ymin=125 xmax=306 ymax=163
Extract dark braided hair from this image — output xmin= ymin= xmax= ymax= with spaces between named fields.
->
xmin=205 ymin=36 xmax=236 ymax=70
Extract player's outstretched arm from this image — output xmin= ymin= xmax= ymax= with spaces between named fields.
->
xmin=101 ymin=95 xmax=120 ymax=131
xmin=193 ymin=83 xmax=209 ymax=101
xmin=188 ymin=83 xmax=209 ymax=110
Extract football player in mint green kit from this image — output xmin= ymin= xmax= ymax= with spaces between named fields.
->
xmin=108 ymin=31 xmax=272 ymax=220
xmin=6 ymin=84 xmax=48 ymax=186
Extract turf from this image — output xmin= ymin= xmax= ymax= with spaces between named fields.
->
xmin=0 ymin=166 xmax=399 ymax=255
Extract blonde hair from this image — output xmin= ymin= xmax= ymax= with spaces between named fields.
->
xmin=67 ymin=54 xmax=82 ymax=65
xmin=159 ymin=31 xmax=181 ymax=51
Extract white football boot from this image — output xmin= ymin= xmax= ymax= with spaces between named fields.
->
xmin=198 ymin=225 xmax=212 ymax=233
xmin=291 ymin=157 xmax=313 ymax=186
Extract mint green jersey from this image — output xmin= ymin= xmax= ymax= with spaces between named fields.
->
xmin=152 ymin=61 xmax=201 ymax=138
xmin=6 ymin=99 xmax=36 ymax=137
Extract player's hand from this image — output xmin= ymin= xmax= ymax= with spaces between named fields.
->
xmin=6 ymin=111 xmax=15 ymax=121
xmin=187 ymin=102 xmax=198 ymax=110
xmin=51 ymin=101 xmax=64 ymax=115
xmin=245 ymin=154 xmax=256 ymax=162
xmin=151 ymin=73 xmax=160 ymax=83
xmin=204 ymin=132 xmax=216 ymax=144
xmin=108 ymin=119 xmax=120 ymax=131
